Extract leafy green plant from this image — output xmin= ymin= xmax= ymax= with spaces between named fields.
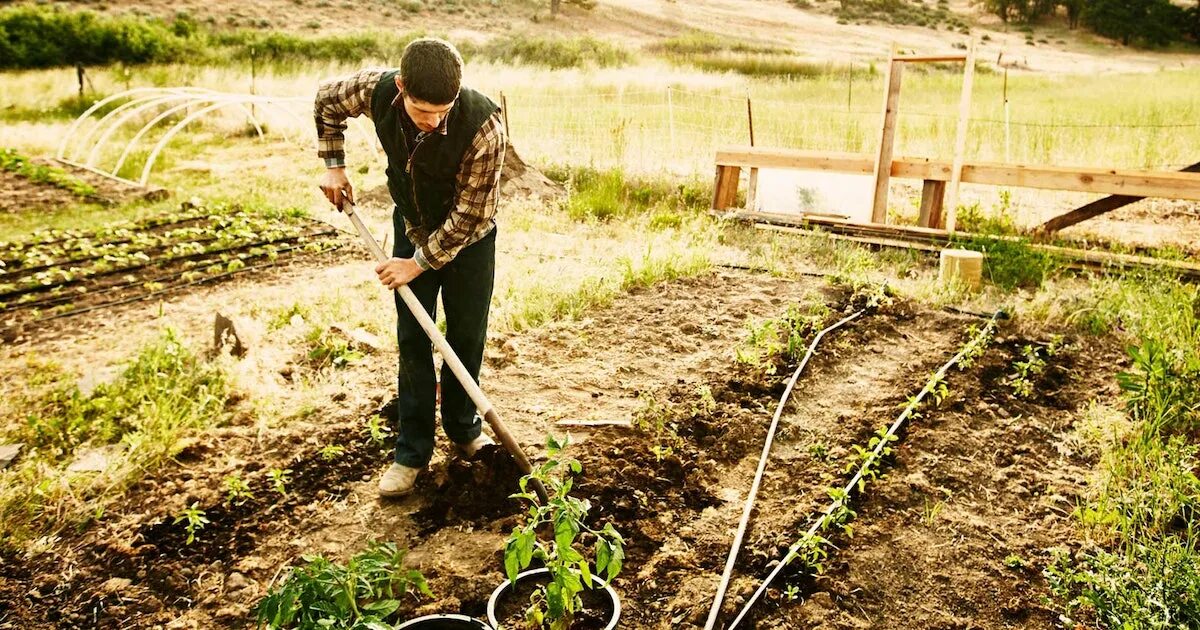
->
xmin=364 ymin=415 xmax=393 ymax=446
xmin=319 ymin=445 xmax=346 ymax=461
xmin=0 ymin=149 xmax=96 ymax=197
xmin=1008 ymin=344 xmax=1047 ymax=399
xmin=1003 ymin=553 xmax=1026 ymax=569
xmin=504 ymin=434 xmax=624 ymax=630
xmin=224 ymin=474 xmax=253 ymax=505
xmin=256 ymin=541 xmax=432 ymax=629
xmin=268 ymin=468 xmax=293 ymax=496
xmin=174 ymin=501 xmax=210 ymax=545
xmin=632 ymin=392 xmax=683 ymax=461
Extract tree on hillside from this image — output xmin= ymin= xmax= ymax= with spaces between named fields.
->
xmin=1061 ymin=0 xmax=1084 ymax=27
xmin=1083 ymin=0 xmax=1185 ymax=45
xmin=1187 ymin=2 xmax=1200 ymax=42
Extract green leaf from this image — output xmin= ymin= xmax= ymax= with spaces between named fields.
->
xmin=596 ymin=539 xmax=611 ymax=577
xmin=606 ymin=538 xmax=625 ymax=579
xmin=360 ymin=599 xmax=400 ymax=617
xmin=578 ymin=560 xmax=593 ymax=589
xmin=554 ymin=515 xmax=579 ymax=550
xmin=546 ymin=581 xmax=565 ymax=619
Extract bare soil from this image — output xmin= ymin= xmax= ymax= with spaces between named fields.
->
xmin=0 ymin=268 xmax=1118 ymax=629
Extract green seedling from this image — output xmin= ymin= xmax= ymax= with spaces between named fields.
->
xmin=174 ymin=502 xmax=210 ymax=545
xmin=1004 ymin=553 xmax=1026 ymax=569
xmin=319 ymin=444 xmax=346 ymax=461
xmin=268 ymin=468 xmax=293 ymax=496
xmin=365 ymin=415 xmax=393 ymax=445
xmin=784 ymin=584 xmax=800 ymax=601
xmin=504 ymin=434 xmax=624 ymax=630
xmin=223 ymin=474 xmax=253 ymax=505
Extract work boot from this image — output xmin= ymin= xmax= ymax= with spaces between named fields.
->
xmin=457 ymin=433 xmax=495 ymax=459
xmin=378 ymin=463 xmax=421 ymax=498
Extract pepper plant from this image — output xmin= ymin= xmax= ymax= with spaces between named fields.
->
xmin=504 ymin=434 xmax=624 ymax=629
xmin=256 ymin=541 xmax=432 ymax=630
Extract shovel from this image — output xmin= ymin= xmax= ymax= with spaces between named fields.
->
xmin=339 ymin=198 xmax=548 ymax=503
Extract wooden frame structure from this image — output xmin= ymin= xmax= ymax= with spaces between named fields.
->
xmin=871 ymin=46 xmax=975 ymax=230
xmin=713 ymin=47 xmax=1200 ymax=240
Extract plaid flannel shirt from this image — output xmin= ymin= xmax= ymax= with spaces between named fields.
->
xmin=315 ymin=68 xmax=506 ymax=270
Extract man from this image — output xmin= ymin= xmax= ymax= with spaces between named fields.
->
xmin=314 ymin=38 xmax=506 ymax=497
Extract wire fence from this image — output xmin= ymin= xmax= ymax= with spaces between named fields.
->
xmin=495 ymin=86 xmax=1200 ymax=175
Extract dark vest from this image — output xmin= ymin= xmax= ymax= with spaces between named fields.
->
xmin=371 ymin=71 xmax=499 ymax=233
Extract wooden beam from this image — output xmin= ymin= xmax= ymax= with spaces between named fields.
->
xmin=1035 ymin=161 xmax=1200 ymax=235
xmin=733 ymin=210 xmax=1200 ymax=279
xmin=714 ymin=148 xmax=1200 ymax=201
xmin=871 ymin=52 xmax=903 ymax=224
xmin=944 ymin=40 xmax=976 ymax=232
xmin=894 ymin=54 xmax=970 ymax=63
xmin=918 ymin=179 xmax=947 ymax=228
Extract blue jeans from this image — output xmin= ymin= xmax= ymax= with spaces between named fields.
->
xmin=391 ymin=220 xmax=496 ymax=467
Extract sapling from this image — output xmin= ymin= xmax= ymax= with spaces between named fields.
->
xmin=223 ymin=474 xmax=253 ymax=505
xmin=174 ymin=502 xmax=210 ymax=545
xmin=268 ymin=468 xmax=293 ymax=496
xmin=319 ymin=444 xmax=346 ymax=461
xmin=504 ymin=434 xmax=624 ymax=630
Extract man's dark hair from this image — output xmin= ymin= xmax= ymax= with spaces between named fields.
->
xmin=400 ymin=38 xmax=463 ymax=105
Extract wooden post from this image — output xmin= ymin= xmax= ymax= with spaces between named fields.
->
xmin=944 ymin=41 xmax=976 ymax=232
xmin=747 ymin=168 xmax=759 ymax=211
xmin=500 ymin=91 xmax=510 ymax=138
xmin=918 ymin=179 xmax=947 ymax=228
xmin=76 ymin=64 xmax=85 ymax=99
xmin=712 ymin=165 xmax=741 ymax=211
xmin=667 ymin=87 xmax=675 ymax=148
xmin=870 ymin=48 xmax=902 ymax=224
xmin=746 ymin=94 xmax=755 ymax=147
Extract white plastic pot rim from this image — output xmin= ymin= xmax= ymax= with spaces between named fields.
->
xmin=486 ymin=567 xmax=621 ymax=630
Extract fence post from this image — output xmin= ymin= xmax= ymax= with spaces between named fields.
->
xmin=746 ymin=93 xmax=755 ymax=147
xmin=1003 ymin=66 xmax=1010 ymax=164
xmin=76 ymin=64 xmax=85 ymax=99
xmin=667 ymin=86 xmax=675 ymax=149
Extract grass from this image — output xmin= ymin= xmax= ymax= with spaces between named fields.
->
xmin=0 ymin=329 xmax=228 ymax=550
xmin=1042 ymin=273 xmax=1200 ymax=627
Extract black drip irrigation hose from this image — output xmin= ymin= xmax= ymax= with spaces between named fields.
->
xmin=724 ymin=311 xmax=1003 ymax=629
xmin=703 ymin=308 xmax=867 ymax=630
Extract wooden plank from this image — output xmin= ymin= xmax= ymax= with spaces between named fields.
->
xmin=737 ymin=210 xmax=1200 ymax=278
xmin=747 ymin=167 xmax=759 ymax=211
xmin=712 ymin=164 xmax=741 ymax=210
xmin=917 ymin=179 xmax=946 ymax=228
xmin=871 ymin=55 xmax=903 ymax=224
xmin=1036 ymin=161 xmax=1200 ymax=234
xmin=944 ymin=40 xmax=975 ymax=232
xmin=714 ymin=148 xmax=1200 ymax=201
xmin=716 ymin=147 xmax=874 ymax=173
xmin=894 ymin=54 xmax=969 ymax=63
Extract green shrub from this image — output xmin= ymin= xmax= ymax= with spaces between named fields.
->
xmin=953 ymin=234 xmax=1056 ymax=290
xmin=0 ymin=5 xmax=190 ymax=69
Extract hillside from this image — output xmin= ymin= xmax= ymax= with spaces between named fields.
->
xmin=54 ymin=0 xmax=1200 ymax=73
